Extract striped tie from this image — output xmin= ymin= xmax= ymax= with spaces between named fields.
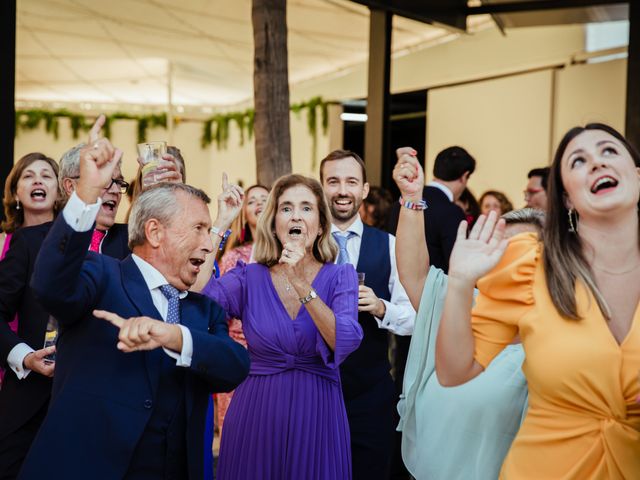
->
xmin=332 ymin=231 xmax=356 ymax=265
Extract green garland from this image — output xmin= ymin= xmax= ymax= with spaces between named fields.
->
xmin=200 ymin=96 xmax=329 ymax=153
xmin=15 ymin=96 xmax=329 ymax=154
xmin=15 ymin=110 xmax=167 ymax=144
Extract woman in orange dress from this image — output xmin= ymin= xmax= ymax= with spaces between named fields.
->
xmin=435 ymin=123 xmax=640 ymax=479
xmin=215 ymin=184 xmax=269 ymax=431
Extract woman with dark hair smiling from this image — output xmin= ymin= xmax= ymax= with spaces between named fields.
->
xmin=0 ymin=152 xmax=61 ymax=477
xmin=436 ymin=124 xmax=640 ymax=478
xmin=0 ymin=153 xmax=62 ymax=255
xmin=0 ymin=153 xmax=61 ymax=385
xmin=202 ymin=174 xmax=362 ymax=479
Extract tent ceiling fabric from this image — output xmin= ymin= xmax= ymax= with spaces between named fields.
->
xmin=16 ymin=0 xmax=480 ymax=108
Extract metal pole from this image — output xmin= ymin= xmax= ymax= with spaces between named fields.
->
xmin=167 ymin=60 xmax=175 ymax=144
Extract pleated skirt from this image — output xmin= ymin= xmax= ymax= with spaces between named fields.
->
xmin=216 ymin=370 xmax=352 ymax=480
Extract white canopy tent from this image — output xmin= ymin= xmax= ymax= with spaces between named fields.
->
xmin=15 ymin=0 xmax=491 ymax=111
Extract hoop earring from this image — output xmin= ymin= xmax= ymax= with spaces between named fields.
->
xmin=568 ymin=208 xmax=577 ymax=233
xmin=15 ymin=199 xmax=20 ymax=210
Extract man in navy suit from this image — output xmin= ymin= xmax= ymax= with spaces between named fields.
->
xmin=320 ymin=150 xmax=415 ymax=480
xmin=19 ymin=137 xmax=250 ymax=479
xmin=0 ymin=134 xmax=135 ymax=478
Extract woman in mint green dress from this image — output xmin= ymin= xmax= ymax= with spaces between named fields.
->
xmin=392 ymin=148 xmax=539 ymax=479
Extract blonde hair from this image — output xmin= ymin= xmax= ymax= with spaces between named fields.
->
xmin=253 ymin=174 xmax=338 ymax=266
xmin=224 ymin=184 xmax=270 ymax=252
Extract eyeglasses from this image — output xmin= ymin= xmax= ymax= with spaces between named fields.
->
xmin=69 ymin=177 xmax=129 ymax=194
xmin=523 ymin=188 xmax=544 ymax=199
xmin=106 ymin=178 xmax=130 ymax=194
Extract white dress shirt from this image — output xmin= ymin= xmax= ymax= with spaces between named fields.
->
xmin=427 ymin=181 xmax=454 ymax=202
xmin=7 ymin=192 xmax=193 ymax=379
xmin=332 ymin=215 xmax=415 ymax=335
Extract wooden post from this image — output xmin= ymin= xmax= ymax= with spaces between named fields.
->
xmin=252 ymin=0 xmax=292 ymax=187
xmin=364 ymin=9 xmax=392 ymax=186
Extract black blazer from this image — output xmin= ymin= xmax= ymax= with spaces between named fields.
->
xmin=0 ymin=221 xmax=129 ymax=441
xmin=20 ymin=215 xmax=249 ymax=480
xmin=387 ymin=185 xmax=465 ymax=273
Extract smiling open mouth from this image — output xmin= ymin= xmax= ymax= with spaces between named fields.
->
xmin=31 ymin=189 xmax=46 ymax=199
xmin=102 ymin=200 xmax=117 ymax=211
xmin=590 ymin=176 xmax=618 ymax=194
xmin=189 ymin=258 xmax=204 ymax=267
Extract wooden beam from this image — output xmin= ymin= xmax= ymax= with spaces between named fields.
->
xmin=0 ymin=0 xmax=16 ymax=219
xmin=626 ymin=0 xmax=639 ymax=150
xmin=466 ymin=0 xmax=625 ymax=16
xmin=351 ymin=0 xmax=623 ymax=23
xmin=364 ymin=8 xmax=392 ymax=186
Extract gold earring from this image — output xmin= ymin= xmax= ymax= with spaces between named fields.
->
xmin=568 ymin=208 xmax=577 ymax=233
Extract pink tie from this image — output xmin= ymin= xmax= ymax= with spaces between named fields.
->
xmin=89 ymin=229 xmax=106 ymax=253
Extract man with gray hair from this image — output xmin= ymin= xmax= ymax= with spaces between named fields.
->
xmin=19 ymin=129 xmax=250 ymax=479
xmin=58 ymin=141 xmax=130 ymax=257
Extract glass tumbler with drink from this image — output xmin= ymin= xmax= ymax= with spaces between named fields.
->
xmin=43 ymin=316 xmax=58 ymax=364
xmin=137 ymin=141 xmax=167 ymax=187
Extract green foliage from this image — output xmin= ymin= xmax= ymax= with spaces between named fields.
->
xmin=15 ymin=98 xmax=330 ymax=160
xmin=15 ymin=110 xmax=168 ymax=144
xmin=199 ymin=96 xmax=330 ymax=153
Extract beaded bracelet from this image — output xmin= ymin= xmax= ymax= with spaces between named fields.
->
xmin=399 ymin=197 xmax=428 ymax=211
xmin=211 ymin=226 xmax=232 ymax=251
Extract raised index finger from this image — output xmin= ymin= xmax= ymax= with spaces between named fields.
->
xmin=93 ymin=309 xmax=125 ymax=328
xmin=89 ymin=114 xmax=106 ymax=144
xmin=222 ymin=172 xmax=229 ymax=191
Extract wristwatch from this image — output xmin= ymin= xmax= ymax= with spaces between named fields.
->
xmin=299 ymin=289 xmax=318 ymax=304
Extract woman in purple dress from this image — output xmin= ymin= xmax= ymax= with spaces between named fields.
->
xmin=203 ymin=174 xmax=363 ymax=479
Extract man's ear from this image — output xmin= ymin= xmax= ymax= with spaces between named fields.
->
xmin=62 ymin=178 xmax=76 ymax=195
xmin=362 ymin=182 xmax=370 ymax=201
xmin=461 ymin=171 xmax=471 ymax=184
xmin=144 ymin=219 xmax=163 ymax=248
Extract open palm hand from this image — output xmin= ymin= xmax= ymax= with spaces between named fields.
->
xmin=448 ymin=211 xmax=509 ymax=284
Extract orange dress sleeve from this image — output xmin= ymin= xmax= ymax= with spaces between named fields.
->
xmin=472 ymin=232 xmax=540 ymax=368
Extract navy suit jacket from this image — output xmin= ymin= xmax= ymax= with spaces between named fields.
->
xmin=0 ymin=221 xmax=130 ymax=442
xmin=19 ymin=216 xmax=250 ymax=480
xmin=387 ymin=185 xmax=465 ymax=272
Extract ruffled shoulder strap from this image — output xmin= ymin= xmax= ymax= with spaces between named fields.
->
xmin=472 ymin=232 xmax=541 ymax=368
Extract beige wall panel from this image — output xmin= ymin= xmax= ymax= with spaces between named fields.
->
xmin=426 ymin=70 xmax=554 ymax=209
xmin=292 ymin=24 xmax=584 ymax=103
xmin=553 ymin=58 xmax=627 ymax=149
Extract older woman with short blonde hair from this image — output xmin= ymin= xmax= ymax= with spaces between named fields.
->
xmin=202 ymin=173 xmax=362 ymax=480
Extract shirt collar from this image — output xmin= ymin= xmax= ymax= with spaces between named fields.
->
xmin=132 ymin=254 xmax=188 ymax=299
xmin=331 ymin=215 xmax=364 ymax=237
xmin=428 ymin=181 xmax=454 ymax=202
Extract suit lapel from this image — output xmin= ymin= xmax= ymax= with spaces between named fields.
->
xmin=121 ymin=255 xmax=164 ymax=395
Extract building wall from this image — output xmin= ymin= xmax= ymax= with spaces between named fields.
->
xmin=13 ymin=23 xmax=627 ymax=220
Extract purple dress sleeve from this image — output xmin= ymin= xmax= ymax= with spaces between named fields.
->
xmin=201 ymin=261 xmax=247 ymax=319
xmin=316 ymin=263 xmax=363 ymax=368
